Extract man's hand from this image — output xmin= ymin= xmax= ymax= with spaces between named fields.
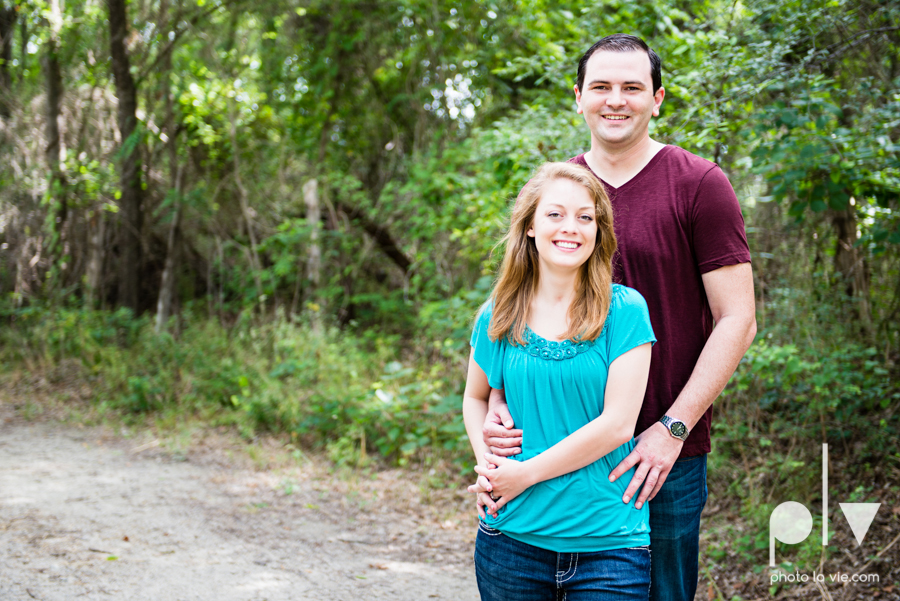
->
xmin=482 ymin=389 xmax=522 ymax=456
xmin=608 ymin=421 xmax=683 ymax=509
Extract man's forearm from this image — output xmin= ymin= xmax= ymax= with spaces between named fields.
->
xmin=665 ymin=312 xmax=756 ymax=429
xmin=488 ymin=387 xmax=507 ymax=410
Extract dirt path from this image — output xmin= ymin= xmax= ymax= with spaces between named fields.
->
xmin=0 ymin=401 xmax=479 ymax=601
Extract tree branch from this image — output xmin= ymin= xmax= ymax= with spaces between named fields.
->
xmin=334 ymin=201 xmax=411 ymax=274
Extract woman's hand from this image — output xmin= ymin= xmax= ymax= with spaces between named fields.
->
xmin=473 ymin=453 xmax=535 ymax=511
xmin=467 ymin=474 xmax=499 ymax=519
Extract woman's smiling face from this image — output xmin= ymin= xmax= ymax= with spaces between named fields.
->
xmin=527 ymin=178 xmax=598 ymax=275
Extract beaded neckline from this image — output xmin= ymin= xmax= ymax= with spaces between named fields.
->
xmin=518 ymin=320 xmax=609 ymax=361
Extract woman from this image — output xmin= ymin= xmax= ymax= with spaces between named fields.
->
xmin=462 ymin=162 xmax=655 ymax=600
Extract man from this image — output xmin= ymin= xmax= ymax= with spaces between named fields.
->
xmin=479 ymin=34 xmax=757 ymax=601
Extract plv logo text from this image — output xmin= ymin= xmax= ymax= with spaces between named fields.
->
xmin=769 ymin=444 xmax=880 ymax=567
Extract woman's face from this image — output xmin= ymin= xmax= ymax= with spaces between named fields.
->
xmin=527 ymin=178 xmax=598 ymax=275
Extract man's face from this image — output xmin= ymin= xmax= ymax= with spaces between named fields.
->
xmin=574 ymin=50 xmax=665 ymax=151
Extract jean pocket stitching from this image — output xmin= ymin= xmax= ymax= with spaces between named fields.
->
xmin=478 ymin=522 xmax=502 ymax=536
xmin=557 ymin=553 xmax=578 ymax=584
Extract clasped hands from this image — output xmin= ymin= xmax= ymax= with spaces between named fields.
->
xmin=472 ymin=404 xmax=685 ymax=516
xmin=468 ymin=452 xmax=535 ymax=519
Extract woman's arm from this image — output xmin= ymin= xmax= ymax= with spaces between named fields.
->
xmin=475 ymin=342 xmax=652 ymax=510
xmin=463 ymin=349 xmax=505 ymax=517
xmin=463 ymin=348 xmax=492 ymax=466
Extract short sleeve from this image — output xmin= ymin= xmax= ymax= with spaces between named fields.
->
xmin=690 ymin=166 xmax=752 ymax=274
xmin=470 ymin=301 xmax=505 ymax=389
xmin=605 ymin=286 xmax=656 ymax=364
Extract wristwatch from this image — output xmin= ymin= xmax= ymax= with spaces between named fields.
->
xmin=659 ymin=415 xmax=689 ymax=441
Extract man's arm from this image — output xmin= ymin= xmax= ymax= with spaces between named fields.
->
xmin=608 ymin=262 xmax=757 ymax=508
xmin=482 ymin=388 xmax=522 ymax=456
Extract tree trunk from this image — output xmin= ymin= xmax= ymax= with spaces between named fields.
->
xmin=831 ymin=206 xmax=872 ymax=330
xmin=155 ymin=0 xmax=181 ymax=334
xmin=44 ymin=0 xmax=66 ymax=255
xmin=85 ymin=210 xmax=106 ymax=307
xmin=303 ymin=179 xmax=322 ymax=332
xmin=107 ymin=0 xmax=144 ymax=313
xmin=0 ymin=3 xmax=15 ymax=119
xmin=155 ymin=171 xmax=182 ymax=333
xmin=228 ymin=101 xmax=263 ymax=298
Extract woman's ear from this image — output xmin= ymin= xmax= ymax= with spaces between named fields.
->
xmin=527 ymin=227 xmax=535 ymax=238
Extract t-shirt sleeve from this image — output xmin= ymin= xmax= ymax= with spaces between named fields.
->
xmin=691 ymin=166 xmax=752 ymax=274
xmin=605 ymin=287 xmax=657 ymax=364
xmin=470 ymin=302 xmax=505 ymax=389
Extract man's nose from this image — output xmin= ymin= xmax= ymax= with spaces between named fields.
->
xmin=606 ymin=88 xmax=625 ymax=107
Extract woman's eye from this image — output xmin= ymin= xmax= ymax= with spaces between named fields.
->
xmin=548 ymin=212 xmax=561 ymax=218
xmin=579 ymin=215 xmax=594 ymax=222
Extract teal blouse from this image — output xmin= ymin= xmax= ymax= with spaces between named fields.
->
xmin=471 ymin=284 xmax=656 ymax=552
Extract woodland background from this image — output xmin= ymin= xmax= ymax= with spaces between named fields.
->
xmin=0 ymin=0 xmax=898 ymax=596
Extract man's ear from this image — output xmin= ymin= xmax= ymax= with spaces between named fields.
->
xmin=574 ymin=85 xmax=583 ymax=114
xmin=652 ymin=86 xmax=665 ymax=117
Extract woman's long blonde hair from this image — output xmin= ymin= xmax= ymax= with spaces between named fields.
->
xmin=488 ymin=162 xmax=616 ymax=345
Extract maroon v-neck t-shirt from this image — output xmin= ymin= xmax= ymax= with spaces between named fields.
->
xmin=569 ymin=146 xmax=751 ymax=457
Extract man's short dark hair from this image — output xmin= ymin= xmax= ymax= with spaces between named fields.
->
xmin=576 ymin=34 xmax=662 ymax=94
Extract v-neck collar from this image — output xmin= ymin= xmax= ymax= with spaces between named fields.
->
xmin=582 ymin=144 xmax=672 ymax=193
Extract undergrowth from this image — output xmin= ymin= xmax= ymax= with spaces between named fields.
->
xmin=0 ymin=304 xmax=469 ymax=468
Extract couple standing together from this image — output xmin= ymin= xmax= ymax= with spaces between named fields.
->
xmin=462 ymin=34 xmax=757 ymax=600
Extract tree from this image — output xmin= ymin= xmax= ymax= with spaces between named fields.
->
xmin=107 ymin=0 xmax=144 ymax=312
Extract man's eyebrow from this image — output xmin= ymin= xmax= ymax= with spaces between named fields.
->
xmin=586 ymin=79 xmax=647 ymax=86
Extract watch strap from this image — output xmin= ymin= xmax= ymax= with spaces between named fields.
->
xmin=659 ymin=415 xmax=689 ymax=441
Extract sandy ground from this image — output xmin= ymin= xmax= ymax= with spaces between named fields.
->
xmin=0 ymin=400 xmax=479 ymax=601
xmin=2 ymin=389 xmax=897 ymax=601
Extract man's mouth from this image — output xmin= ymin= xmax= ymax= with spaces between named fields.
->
xmin=603 ymin=115 xmax=628 ymax=120
xmin=554 ymin=241 xmax=581 ymax=250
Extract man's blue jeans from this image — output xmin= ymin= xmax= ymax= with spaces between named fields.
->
xmin=648 ymin=454 xmax=708 ymax=601
xmin=474 ymin=523 xmax=651 ymax=601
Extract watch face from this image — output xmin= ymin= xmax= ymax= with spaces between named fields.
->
xmin=671 ymin=422 xmax=687 ymax=438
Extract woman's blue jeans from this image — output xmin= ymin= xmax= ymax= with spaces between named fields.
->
xmin=474 ymin=523 xmax=651 ymax=601
xmin=648 ymin=454 xmax=708 ymax=601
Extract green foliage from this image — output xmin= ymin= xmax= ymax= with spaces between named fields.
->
xmin=0 ymin=303 xmax=472 ymax=465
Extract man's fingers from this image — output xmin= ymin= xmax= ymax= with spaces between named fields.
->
xmin=608 ymin=450 xmax=642 ymax=482
xmin=620 ymin=462 xmax=651 ymax=504
xmin=645 ymin=469 xmax=671 ymax=503
xmin=483 ymin=422 xmax=523 ymax=439
xmin=488 ymin=445 xmax=522 ymax=457
xmin=633 ymin=469 xmax=660 ymax=509
xmin=494 ymin=402 xmax=515 ymax=429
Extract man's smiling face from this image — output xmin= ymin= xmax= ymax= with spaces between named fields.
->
xmin=574 ymin=50 xmax=665 ymax=152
